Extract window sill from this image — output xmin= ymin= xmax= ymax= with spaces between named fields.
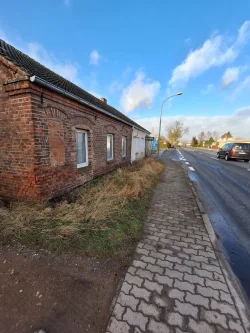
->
xmin=77 ymin=164 xmax=89 ymax=169
xmin=77 ymin=165 xmax=92 ymax=174
xmin=107 ymin=159 xmax=115 ymax=164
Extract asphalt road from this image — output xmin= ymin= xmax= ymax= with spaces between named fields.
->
xmin=162 ymin=148 xmax=250 ymax=300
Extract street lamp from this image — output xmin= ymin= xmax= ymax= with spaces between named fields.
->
xmin=157 ymin=92 xmax=183 ymax=159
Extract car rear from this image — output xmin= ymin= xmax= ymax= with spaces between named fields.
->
xmin=230 ymin=143 xmax=250 ymax=161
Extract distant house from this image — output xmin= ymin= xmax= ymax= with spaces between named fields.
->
xmin=217 ymin=133 xmax=233 ymax=148
xmin=0 ymin=39 xmax=149 ymax=201
xmin=217 ymin=133 xmax=250 ymax=148
xmin=131 ymin=128 xmax=148 ymax=162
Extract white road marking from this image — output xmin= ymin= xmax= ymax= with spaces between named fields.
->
xmin=248 ymin=169 xmax=250 ymax=172
xmin=182 ymin=159 xmax=186 ymax=161
xmin=189 ymin=167 xmax=195 ymax=171
xmin=185 ymin=162 xmax=190 ymax=165
xmin=210 ymin=157 xmax=218 ymax=160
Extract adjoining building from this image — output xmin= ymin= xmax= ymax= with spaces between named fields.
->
xmin=217 ymin=133 xmax=250 ymax=148
xmin=0 ymin=39 xmax=149 ymax=201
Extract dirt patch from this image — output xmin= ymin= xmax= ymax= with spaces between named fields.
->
xmin=0 ymin=244 xmax=126 ymax=333
xmin=0 ymin=159 xmax=164 ymax=332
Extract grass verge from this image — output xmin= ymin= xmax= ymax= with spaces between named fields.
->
xmin=0 ymin=158 xmax=164 ymax=258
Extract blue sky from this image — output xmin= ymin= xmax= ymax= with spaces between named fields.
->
xmin=1 ymin=0 xmax=250 ymax=139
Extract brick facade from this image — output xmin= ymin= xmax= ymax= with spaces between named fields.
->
xmin=0 ymin=57 xmax=132 ymax=201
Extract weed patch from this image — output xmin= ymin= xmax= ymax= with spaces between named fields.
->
xmin=0 ymin=158 xmax=164 ymax=257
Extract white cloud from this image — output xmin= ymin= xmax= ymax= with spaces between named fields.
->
xmin=221 ymin=67 xmax=240 ymax=89
xmin=135 ymin=106 xmax=250 ymax=140
xmin=237 ymin=21 xmax=250 ymax=44
xmin=120 ymin=70 xmax=160 ymax=113
xmin=89 ymin=50 xmax=101 ymax=65
xmin=232 ymin=75 xmax=250 ymax=98
xmin=201 ymin=84 xmax=214 ymax=95
xmin=26 ymin=42 xmax=78 ymax=82
xmin=235 ymin=106 xmax=250 ymax=117
xmin=0 ymin=28 xmax=79 ymax=83
xmin=169 ymin=21 xmax=250 ymax=87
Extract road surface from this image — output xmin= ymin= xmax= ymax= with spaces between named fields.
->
xmin=162 ymin=148 xmax=250 ymax=301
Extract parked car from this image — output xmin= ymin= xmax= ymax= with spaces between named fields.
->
xmin=217 ymin=143 xmax=250 ymax=162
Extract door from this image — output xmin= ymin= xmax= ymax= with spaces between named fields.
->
xmin=220 ymin=144 xmax=228 ymax=157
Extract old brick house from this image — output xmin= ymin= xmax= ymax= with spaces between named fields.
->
xmin=0 ymin=39 xmax=149 ymax=201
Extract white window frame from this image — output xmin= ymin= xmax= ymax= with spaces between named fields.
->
xmin=107 ymin=134 xmax=114 ymax=161
xmin=122 ymin=136 xmax=127 ymax=157
xmin=76 ymin=130 xmax=88 ymax=168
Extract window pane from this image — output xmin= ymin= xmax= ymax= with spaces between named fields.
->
xmin=107 ymin=134 xmax=113 ymax=160
xmin=77 ymin=132 xmax=87 ymax=164
xmin=122 ymin=136 xmax=126 ymax=156
xmin=82 ymin=133 xmax=86 ymax=163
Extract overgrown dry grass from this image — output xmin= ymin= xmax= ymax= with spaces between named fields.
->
xmin=0 ymin=158 xmax=164 ymax=257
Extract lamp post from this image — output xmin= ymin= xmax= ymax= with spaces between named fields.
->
xmin=157 ymin=92 xmax=183 ymax=159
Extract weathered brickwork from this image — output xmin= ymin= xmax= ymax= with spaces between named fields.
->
xmin=0 ymin=57 xmax=132 ymax=200
xmin=106 ymin=158 xmax=247 ymax=333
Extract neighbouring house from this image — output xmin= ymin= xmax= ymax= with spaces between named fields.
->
xmin=217 ymin=133 xmax=250 ymax=148
xmin=145 ymin=136 xmax=155 ymax=156
xmin=0 ymin=39 xmax=150 ymax=201
xmin=131 ymin=128 xmax=149 ymax=162
xmin=217 ymin=133 xmax=233 ymax=148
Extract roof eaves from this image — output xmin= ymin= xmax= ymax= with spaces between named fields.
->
xmin=30 ymin=75 xmax=150 ymax=133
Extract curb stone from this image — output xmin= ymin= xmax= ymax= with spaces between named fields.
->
xmin=106 ymin=158 xmax=250 ymax=333
xmin=187 ymin=165 xmax=250 ymax=333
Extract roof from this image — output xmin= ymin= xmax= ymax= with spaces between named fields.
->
xmin=0 ymin=39 xmax=149 ymax=133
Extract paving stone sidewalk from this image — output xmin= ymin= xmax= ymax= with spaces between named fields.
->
xmin=106 ymin=158 xmax=249 ymax=333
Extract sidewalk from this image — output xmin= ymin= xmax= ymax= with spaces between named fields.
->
xmin=106 ymin=158 xmax=250 ymax=333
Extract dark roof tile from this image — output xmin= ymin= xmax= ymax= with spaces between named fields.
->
xmin=0 ymin=39 xmax=149 ymax=133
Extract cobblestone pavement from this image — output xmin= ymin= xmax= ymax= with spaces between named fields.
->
xmin=106 ymin=158 xmax=249 ymax=333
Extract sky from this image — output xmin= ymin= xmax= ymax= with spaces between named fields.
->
xmin=1 ymin=0 xmax=250 ymax=140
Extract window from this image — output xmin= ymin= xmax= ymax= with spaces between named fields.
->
xmin=107 ymin=134 xmax=113 ymax=160
xmin=234 ymin=143 xmax=250 ymax=150
xmin=122 ymin=136 xmax=126 ymax=157
xmin=76 ymin=130 xmax=88 ymax=168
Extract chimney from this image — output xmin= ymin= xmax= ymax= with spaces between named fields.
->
xmin=100 ymin=97 xmax=107 ymax=104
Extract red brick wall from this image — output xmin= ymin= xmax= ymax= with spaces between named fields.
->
xmin=0 ymin=58 xmax=38 ymax=200
xmin=0 ymin=57 xmax=132 ymax=201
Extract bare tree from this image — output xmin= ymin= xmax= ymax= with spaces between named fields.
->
xmin=166 ymin=121 xmax=189 ymax=146
xmin=206 ymin=131 xmax=212 ymax=140
xmin=198 ymin=131 xmax=205 ymax=144
xmin=213 ymin=131 xmax=219 ymax=141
